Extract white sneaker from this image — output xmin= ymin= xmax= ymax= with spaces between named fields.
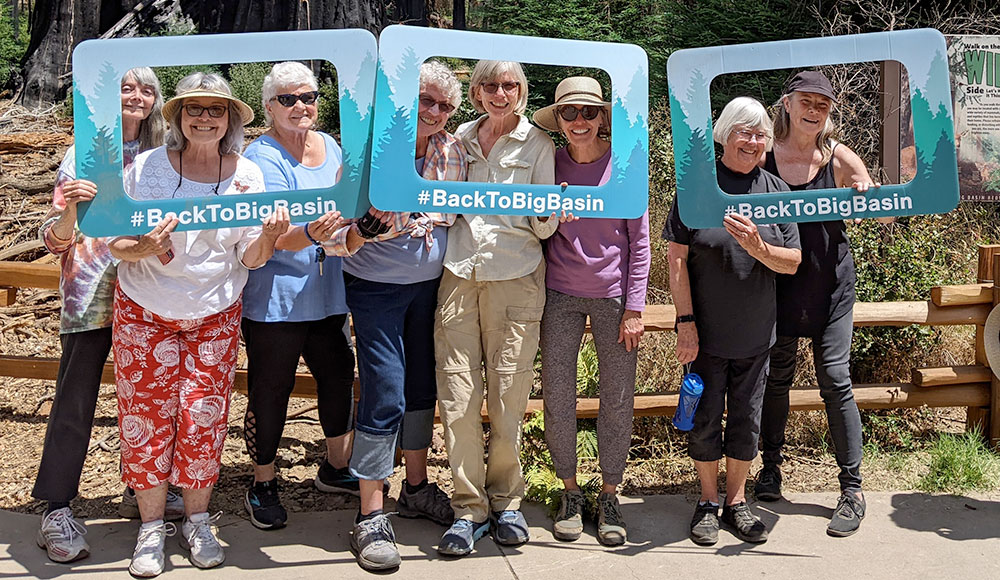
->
xmin=120 ymin=488 xmax=185 ymax=522
xmin=129 ymin=519 xmax=175 ymax=578
xmin=180 ymin=512 xmax=225 ymax=569
xmin=36 ymin=507 xmax=89 ymax=563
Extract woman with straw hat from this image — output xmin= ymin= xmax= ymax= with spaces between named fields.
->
xmin=108 ymin=72 xmax=289 ymax=577
xmin=532 ymin=76 xmax=650 ymax=547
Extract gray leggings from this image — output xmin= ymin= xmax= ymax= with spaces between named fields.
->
xmin=540 ymin=290 xmax=636 ymax=486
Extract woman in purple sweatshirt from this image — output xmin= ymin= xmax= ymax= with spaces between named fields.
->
xmin=532 ymin=76 xmax=650 ymax=547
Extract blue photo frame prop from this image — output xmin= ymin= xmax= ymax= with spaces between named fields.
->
xmin=667 ymin=28 xmax=959 ymax=228
xmin=369 ymin=25 xmax=649 ymax=219
xmin=71 ymin=29 xmax=377 ymax=236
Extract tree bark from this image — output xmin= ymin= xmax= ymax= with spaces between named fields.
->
xmin=453 ymin=0 xmax=465 ymax=30
xmin=392 ymin=0 xmax=427 ymax=26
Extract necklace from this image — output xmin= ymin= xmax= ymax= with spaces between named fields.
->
xmin=172 ymin=149 xmax=224 ymax=197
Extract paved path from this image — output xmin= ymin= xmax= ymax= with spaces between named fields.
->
xmin=2 ymin=492 xmax=998 ymax=579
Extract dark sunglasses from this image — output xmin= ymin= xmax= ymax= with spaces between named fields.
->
xmin=480 ymin=81 xmax=520 ymax=94
xmin=273 ymin=91 xmax=320 ymax=107
xmin=558 ymin=105 xmax=602 ymax=122
xmin=184 ymin=104 xmax=228 ymax=118
xmin=418 ymin=95 xmax=455 ymax=114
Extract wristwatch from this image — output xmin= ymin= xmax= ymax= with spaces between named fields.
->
xmin=675 ymin=314 xmax=696 ymax=330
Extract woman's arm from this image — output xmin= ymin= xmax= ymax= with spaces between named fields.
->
xmin=833 ymin=143 xmax=894 ymax=224
xmin=667 ymin=241 xmax=699 ymax=364
xmin=723 ymin=213 xmax=801 ymax=274
xmin=241 ymin=206 xmax=291 ymax=269
xmin=108 ymin=215 xmax=179 ymax=262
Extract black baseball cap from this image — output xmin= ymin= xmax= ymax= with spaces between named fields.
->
xmin=785 ymin=70 xmax=837 ymax=102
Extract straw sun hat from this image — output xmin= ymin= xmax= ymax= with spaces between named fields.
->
xmin=162 ymin=88 xmax=255 ymax=126
xmin=532 ymin=76 xmax=611 ymax=133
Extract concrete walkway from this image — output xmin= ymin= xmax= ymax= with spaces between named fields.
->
xmin=2 ymin=492 xmax=998 ymax=579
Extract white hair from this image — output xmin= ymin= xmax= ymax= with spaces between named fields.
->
xmin=420 ymin=60 xmax=462 ymax=110
xmin=261 ymin=61 xmax=320 ymax=126
xmin=712 ymin=96 xmax=773 ymax=151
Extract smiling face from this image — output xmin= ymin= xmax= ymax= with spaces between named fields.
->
xmin=120 ymin=74 xmax=156 ymax=124
xmin=180 ymin=96 xmax=230 ymax=146
xmin=783 ymin=91 xmax=833 ymax=137
xmin=721 ymin=124 xmax=768 ymax=174
xmin=416 ymin=82 xmax=454 ymax=141
xmin=556 ymin=105 xmax=605 ymax=150
xmin=476 ymin=70 xmax=520 ymax=121
xmin=266 ymin=84 xmax=317 ymax=134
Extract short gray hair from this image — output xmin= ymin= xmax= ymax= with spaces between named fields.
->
xmin=712 ymin=96 xmax=773 ymax=151
xmin=420 ymin=60 xmax=462 ymax=110
xmin=468 ymin=60 xmax=529 ymax=115
xmin=123 ymin=67 xmax=165 ymax=152
xmin=165 ymin=72 xmax=244 ymax=156
xmin=261 ymin=61 xmax=319 ymax=127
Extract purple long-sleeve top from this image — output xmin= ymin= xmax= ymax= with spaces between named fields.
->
xmin=544 ymin=147 xmax=650 ymax=311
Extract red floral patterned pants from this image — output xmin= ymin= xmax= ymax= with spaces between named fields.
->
xmin=113 ymin=286 xmax=241 ymax=490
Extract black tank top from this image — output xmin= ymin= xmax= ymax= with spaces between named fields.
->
xmin=764 ymin=144 xmax=856 ymax=337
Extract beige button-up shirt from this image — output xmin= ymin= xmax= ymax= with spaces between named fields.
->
xmin=444 ymin=114 xmax=557 ymax=281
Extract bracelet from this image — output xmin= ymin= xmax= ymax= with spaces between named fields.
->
xmin=303 ymin=221 xmax=322 ymax=246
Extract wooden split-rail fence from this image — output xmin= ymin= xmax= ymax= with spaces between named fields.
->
xmin=2 ymin=245 xmax=1000 ymax=446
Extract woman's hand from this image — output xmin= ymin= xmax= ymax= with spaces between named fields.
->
xmin=305 ymin=210 xmax=344 ymax=243
xmin=261 ymin=206 xmax=291 ymax=241
xmin=61 ymin=179 xmax=98 ymax=209
xmin=618 ymin=309 xmax=644 ymax=352
xmin=676 ymin=322 xmax=699 ymax=364
xmin=108 ymin=214 xmax=179 ymax=262
xmin=724 ymin=213 xmax=765 ymax=256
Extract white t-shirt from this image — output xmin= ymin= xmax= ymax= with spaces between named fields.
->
xmin=116 ymin=147 xmax=265 ymax=320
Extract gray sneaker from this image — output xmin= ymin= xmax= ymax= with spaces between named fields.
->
xmin=350 ymin=513 xmax=401 ymax=571
xmin=553 ymin=489 xmax=585 ymax=541
xmin=120 ymin=487 xmax=185 ymax=522
xmin=129 ymin=520 xmax=176 ymax=578
xmin=597 ymin=492 xmax=627 ymax=546
xmin=490 ymin=509 xmax=529 ymax=546
xmin=36 ymin=507 xmax=89 ymax=563
xmin=180 ymin=512 xmax=225 ymax=569
xmin=397 ymin=481 xmax=455 ymax=526
xmin=689 ymin=502 xmax=719 ymax=546
xmin=827 ymin=490 xmax=865 ymax=537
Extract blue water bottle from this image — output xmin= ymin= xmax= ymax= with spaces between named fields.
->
xmin=672 ymin=365 xmax=704 ymax=431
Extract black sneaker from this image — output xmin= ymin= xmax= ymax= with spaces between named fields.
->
xmin=314 ymin=462 xmax=390 ymax=496
xmin=244 ymin=479 xmax=287 ymax=530
xmin=827 ymin=490 xmax=865 ymax=537
xmin=689 ymin=502 xmax=719 ymax=546
xmin=754 ymin=465 xmax=782 ymax=502
xmin=721 ymin=502 xmax=768 ymax=543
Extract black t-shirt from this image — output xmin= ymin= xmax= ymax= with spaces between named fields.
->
xmin=763 ymin=147 xmax=856 ymax=337
xmin=664 ymin=161 xmax=800 ymax=359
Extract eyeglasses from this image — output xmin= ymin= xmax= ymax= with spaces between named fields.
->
xmin=418 ymin=95 xmax=455 ymax=114
xmin=272 ymin=91 xmax=320 ymax=107
xmin=734 ymin=129 xmax=769 ymax=143
xmin=558 ymin=105 xmax=602 ymax=122
xmin=480 ymin=81 xmax=520 ymax=95
xmin=184 ymin=104 xmax=228 ymax=118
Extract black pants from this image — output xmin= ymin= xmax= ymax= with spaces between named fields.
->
xmin=32 ymin=327 xmax=113 ymax=502
xmin=760 ymin=310 xmax=863 ymax=492
xmin=688 ymin=349 xmax=769 ymax=462
xmin=242 ymin=315 xmax=356 ymax=466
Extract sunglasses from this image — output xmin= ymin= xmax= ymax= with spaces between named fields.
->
xmin=272 ymin=91 xmax=320 ymax=107
xmin=184 ymin=104 xmax=228 ymax=118
xmin=558 ymin=105 xmax=602 ymax=122
xmin=480 ymin=81 xmax=520 ymax=95
xmin=418 ymin=95 xmax=455 ymax=114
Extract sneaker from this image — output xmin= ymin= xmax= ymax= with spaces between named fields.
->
xmin=245 ymin=479 xmax=287 ymax=530
xmin=350 ymin=513 xmax=401 ymax=571
xmin=180 ymin=512 xmax=225 ymax=569
xmin=552 ymin=489 xmax=585 ymax=541
xmin=397 ymin=481 xmax=455 ymax=526
xmin=754 ymin=465 xmax=783 ymax=502
xmin=120 ymin=487 xmax=185 ymax=522
xmin=490 ymin=509 xmax=529 ymax=546
xmin=596 ymin=492 xmax=627 ymax=546
xmin=314 ymin=462 xmax=390 ymax=496
xmin=129 ymin=519 xmax=175 ymax=578
xmin=437 ymin=518 xmax=489 ymax=557
xmin=721 ymin=502 xmax=768 ymax=543
xmin=689 ymin=502 xmax=719 ymax=546
xmin=36 ymin=507 xmax=89 ymax=563
xmin=827 ymin=490 xmax=866 ymax=537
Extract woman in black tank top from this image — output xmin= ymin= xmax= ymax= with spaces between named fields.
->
xmin=755 ymin=70 xmax=875 ymax=538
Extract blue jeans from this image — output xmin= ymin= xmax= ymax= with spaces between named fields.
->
xmin=345 ymin=273 xmax=440 ymax=480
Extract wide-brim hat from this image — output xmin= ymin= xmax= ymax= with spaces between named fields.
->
xmin=162 ymin=89 xmax=255 ymax=127
xmin=532 ymin=76 xmax=611 ymax=133
xmin=985 ymin=304 xmax=1000 ymax=378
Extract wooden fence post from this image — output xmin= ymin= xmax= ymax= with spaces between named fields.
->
xmin=970 ymin=245 xmax=1000 ymax=436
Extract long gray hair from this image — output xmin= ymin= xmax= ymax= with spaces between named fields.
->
xmin=123 ymin=67 xmax=165 ymax=152
xmin=165 ymin=72 xmax=245 ymax=155
xmin=772 ymin=92 xmax=837 ymax=165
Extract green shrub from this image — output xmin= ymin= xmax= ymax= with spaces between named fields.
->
xmin=0 ymin=4 xmax=29 ymax=88
xmin=918 ymin=430 xmax=1000 ymax=493
xmin=229 ymin=62 xmax=272 ymax=127
xmin=316 ymin=63 xmax=340 ymax=136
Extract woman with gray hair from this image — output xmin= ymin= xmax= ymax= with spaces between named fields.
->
xmin=239 ymin=61 xmax=358 ymax=535
xmin=664 ymin=96 xmax=801 ymax=547
xmin=109 ymin=72 xmax=289 ymax=577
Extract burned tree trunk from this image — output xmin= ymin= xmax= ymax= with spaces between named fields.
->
xmin=18 ymin=0 xmax=103 ymax=108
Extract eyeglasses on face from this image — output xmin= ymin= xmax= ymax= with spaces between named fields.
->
xmin=418 ymin=95 xmax=455 ymax=114
xmin=480 ymin=81 xmax=520 ymax=95
xmin=272 ymin=91 xmax=320 ymax=107
xmin=734 ymin=129 xmax=769 ymax=143
xmin=558 ymin=105 xmax=602 ymax=122
xmin=184 ymin=104 xmax=228 ymax=118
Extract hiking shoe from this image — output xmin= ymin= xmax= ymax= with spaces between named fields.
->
xmin=36 ymin=507 xmax=89 ymax=563
xmin=754 ymin=465 xmax=783 ymax=502
xmin=597 ymin=492 xmax=627 ymax=546
xmin=180 ymin=512 xmax=225 ymax=569
xmin=827 ymin=490 xmax=866 ymax=537
xmin=689 ymin=502 xmax=719 ymax=546
xmin=129 ymin=519 xmax=175 ymax=577
xmin=491 ymin=509 xmax=529 ymax=546
xmin=314 ymin=462 xmax=390 ymax=496
xmin=721 ymin=502 xmax=768 ymax=543
xmin=397 ymin=481 xmax=455 ymax=526
xmin=350 ymin=513 xmax=400 ymax=571
xmin=553 ymin=489 xmax=585 ymax=541
xmin=437 ymin=518 xmax=489 ymax=556
xmin=120 ymin=487 xmax=185 ymax=522
xmin=244 ymin=479 xmax=287 ymax=530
